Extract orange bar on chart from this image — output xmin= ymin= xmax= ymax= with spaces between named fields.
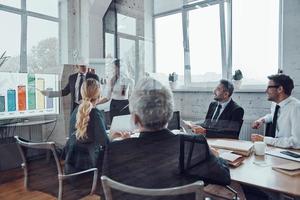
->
xmin=18 ymin=85 xmax=26 ymax=111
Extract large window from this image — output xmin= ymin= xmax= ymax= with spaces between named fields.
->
xmin=155 ymin=13 xmax=184 ymax=85
xmin=189 ymin=4 xmax=222 ymax=82
xmin=154 ymin=0 xmax=280 ymax=89
xmin=0 ymin=0 xmax=60 ymax=73
xmin=0 ymin=11 xmax=21 ymax=72
xmin=232 ymin=0 xmax=279 ymax=85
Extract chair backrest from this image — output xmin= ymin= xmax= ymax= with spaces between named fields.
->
xmin=167 ymin=111 xmax=181 ymax=130
xmin=237 ymin=119 xmax=244 ymax=138
xmin=14 ymin=136 xmax=63 ymax=175
xmin=179 ymin=134 xmax=210 ymax=173
xmin=101 ymin=175 xmax=204 ymax=200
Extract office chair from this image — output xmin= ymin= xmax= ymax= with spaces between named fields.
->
xmin=14 ymin=136 xmax=98 ymax=200
xmin=179 ymin=134 xmax=239 ymax=200
xmin=101 ymin=175 xmax=204 ymax=200
xmin=167 ymin=111 xmax=181 ymax=130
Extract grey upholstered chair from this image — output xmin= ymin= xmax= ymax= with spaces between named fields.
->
xmin=101 ymin=175 xmax=204 ymax=200
xmin=14 ymin=136 xmax=98 ymax=200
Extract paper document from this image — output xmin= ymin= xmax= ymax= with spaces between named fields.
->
xmin=272 ymin=163 xmax=300 ymax=176
xmin=182 ymin=120 xmax=194 ymax=127
xmin=220 ymin=152 xmax=243 ymax=162
xmin=209 ymin=140 xmax=253 ymax=152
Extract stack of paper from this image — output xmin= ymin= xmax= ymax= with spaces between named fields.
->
xmin=219 ymin=152 xmax=245 ymax=167
xmin=272 ymin=163 xmax=300 ymax=176
xmin=209 ymin=139 xmax=253 ymax=156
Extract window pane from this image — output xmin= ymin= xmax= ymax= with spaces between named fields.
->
xmin=0 ymin=0 xmax=20 ymax=8
xmin=0 ymin=11 xmax=21 ymax=72
xmin=117 ymin=13 xmax=136 ymax=35
xmin=119 ymin=38 xmax=136 ymax=79
xmin=189 ymin=5 xmax=222 ymax=82
xmin=27 ymin=17 xmax=59 ymax=74
xmin=105 ymin=32 xmax=115 ymax=58
xmin=232 ymin=0 xmax=279 ymax=85
xmin=27 ymin=0 xmax=58 ymax=17
xmin=155 ymin=13 xmax=184 ymax=84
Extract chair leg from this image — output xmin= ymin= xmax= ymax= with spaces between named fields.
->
xmin=58 ymin=178 xmax=63 ymax=200
xmin=90 ymin=170 xmax=98 ymax=195
xmin=225 ymin=185 xmax=239 ymax=200
xmin=21 ymin=163 xmax=28 ymax=190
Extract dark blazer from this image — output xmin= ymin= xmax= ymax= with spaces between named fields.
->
xmin=102 ymin=129 xmax=230 ymax=200
xmin=202 ymin=99 xmax=244 ymax=139
xmin=63 ymin=108 xmax=109 ymax=174
xmin=61 ymin=72 xmax=99 ymax=112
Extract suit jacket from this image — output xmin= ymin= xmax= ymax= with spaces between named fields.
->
xmin=102 ymin=129 xmax=230 ymax=200
xmin=61 ymin=72 xmax=99 ymax=112
xmin=202 ymin=99 xmax=244 ymax=139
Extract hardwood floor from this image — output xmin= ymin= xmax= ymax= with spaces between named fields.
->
xmin=0 ymin=159 xmax=101 ymax=200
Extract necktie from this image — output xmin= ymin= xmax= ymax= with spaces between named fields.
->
xmin=212 ymin=104 xmax=222 ymax=121
xmin=269 ymin=105 xmax=280 ymax=137
xmin=78 ymin=74 xmax=84 ymax=101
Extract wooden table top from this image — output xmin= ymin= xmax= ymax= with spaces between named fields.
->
xmin=210 ymin=139 xmax=300 ymax=196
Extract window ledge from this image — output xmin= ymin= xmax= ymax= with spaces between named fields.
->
xmin=172 ymin=86 xmax=266 ymax=93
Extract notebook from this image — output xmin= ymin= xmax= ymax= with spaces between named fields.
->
xmin=208 ymin=139 xmax=254 ymax=156
xmin=272 ymin=163 xmax=300 ymax=176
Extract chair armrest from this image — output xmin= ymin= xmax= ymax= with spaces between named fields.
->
xmin=61 ymin=168 xmax=98 ymax=179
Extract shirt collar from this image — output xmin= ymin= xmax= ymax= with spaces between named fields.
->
xmin=78 ymin=72 xmax=87 ymax=77
xmin=217 ymin=97 xmax=231 ymax=108
xmin=278 ymin=96 xmax=292 ymax=108
xmin=139 ymin=128 xmax=174 ymax=139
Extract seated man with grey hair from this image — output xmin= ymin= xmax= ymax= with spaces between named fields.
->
xmin=102 ymin=77 xmax=231 ymax=200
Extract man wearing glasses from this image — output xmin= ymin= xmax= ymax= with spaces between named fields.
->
xmin=251 ymin=74 xmax=300 ymax=149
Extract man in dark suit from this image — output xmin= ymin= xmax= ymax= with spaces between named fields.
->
xmin=41 ymin=64 xmax=99 ymax=113
xmin=190 ymin=79 xmax=244 ymax=139
xmin=102 ymin=77 xmax=231 ymax=200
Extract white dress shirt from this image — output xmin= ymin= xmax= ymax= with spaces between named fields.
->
xmin=105 ymin=76 xmax=134 ymax=100
xmin=212 ymin=98 xmax=232 ymax=121
xmin=263 ymin=96 xmax=300 ymax=149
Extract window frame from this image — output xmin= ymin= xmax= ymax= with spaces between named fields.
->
xmin=0 ymin=0 xmax=60 ymax=73
xmin=153 ymin=0 xmax=282 ymax=91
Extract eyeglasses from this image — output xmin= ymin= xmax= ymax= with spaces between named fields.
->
xmin=267 ymin=85 xmax=280 ymax=89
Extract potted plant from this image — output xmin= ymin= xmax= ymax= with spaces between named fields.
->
xmin=169 ymin=72 xmax=178 ymax=89
xmin=232 ymin=69 xmax=243 ymax=89
xmin=0 ymin=51 xmax=10 ymax=68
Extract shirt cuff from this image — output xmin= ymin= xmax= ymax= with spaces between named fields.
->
xmin=263 ymin=136 xmax=274 ymax=145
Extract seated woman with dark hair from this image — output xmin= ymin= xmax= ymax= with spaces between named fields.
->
xmin=102 ymin=77 xmax=232 ymax=200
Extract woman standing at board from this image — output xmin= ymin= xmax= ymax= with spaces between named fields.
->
xmin=99 ymin=59 xmax=134 ymax=122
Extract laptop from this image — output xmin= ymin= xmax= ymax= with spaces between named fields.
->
xmin=110 ymin=114 xmax=137 ymax=133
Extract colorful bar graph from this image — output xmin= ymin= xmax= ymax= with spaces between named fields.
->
xmin=36 ymin=78 xmax=45 ymax=109
xmin=0 ymin=96 xmax=5 ymax=112
xmin=7 ymin=89 xmax=16 ymax=112
xmin=18 ymin=85 xmax=26 ymax=111
xmin=27 ymin=74 xmax=36 ymax=110
xmin=46 ymin=88 xmax=53 ymax=109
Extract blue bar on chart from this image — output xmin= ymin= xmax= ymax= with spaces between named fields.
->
xmin=0 ymin=95 xmax=5 ymax=112
xmin=46 ymin=88 xmax=53 ymax=109
xmin=7 ymin=89 xmax=16 ymax=112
